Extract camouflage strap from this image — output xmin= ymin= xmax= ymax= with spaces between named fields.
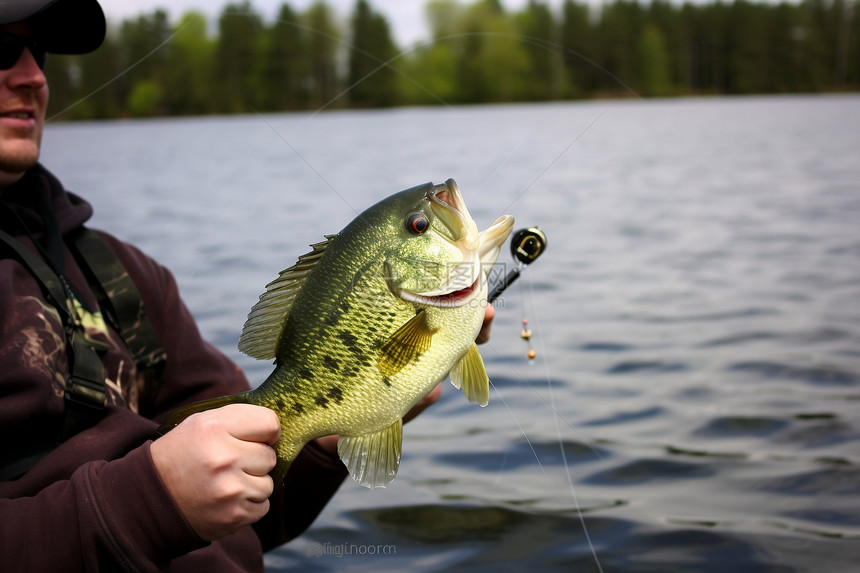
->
xmin=0 ymin=227 xmax=167 ymax=479
xmin=0 ymin=228 xmax=108 ymax=465
xmin=71 ymin=228 xmax=167 ymax=379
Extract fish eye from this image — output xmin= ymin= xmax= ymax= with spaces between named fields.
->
xmin=405 ymin=213 xmax=430 ymax=235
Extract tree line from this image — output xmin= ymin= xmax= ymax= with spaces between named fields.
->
xmin=44 ymin=0 xmax=859 ymax=119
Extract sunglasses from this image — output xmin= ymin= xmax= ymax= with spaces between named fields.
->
xmin=0 ymin=32 xmax=46 ymax=70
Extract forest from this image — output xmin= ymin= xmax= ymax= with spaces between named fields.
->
xmin=43 ymin=0 xmax=860 ymax=119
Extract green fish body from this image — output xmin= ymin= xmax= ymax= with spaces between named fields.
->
xmin=159 ymin=179 xmax=514 ymax=488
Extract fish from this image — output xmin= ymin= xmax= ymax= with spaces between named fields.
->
xmin=158 ymin=179 xmax=515 ymax=488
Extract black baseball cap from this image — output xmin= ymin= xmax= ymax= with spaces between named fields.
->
xmin=0 ymin=0 xmax=106 ymax=54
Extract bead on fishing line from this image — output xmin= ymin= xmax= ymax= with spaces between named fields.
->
xmin=520 ymin=319 xmax=532 ymax=341
xmin=521 ymin=318 xmax=536 ymax=360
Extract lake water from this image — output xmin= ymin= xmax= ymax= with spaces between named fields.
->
xmin=42 ymin=95 xmax=860 ymax=572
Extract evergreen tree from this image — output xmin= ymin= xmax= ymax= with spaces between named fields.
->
xmin=304 ymin=1 xmax=341 ymax=108
xmin=849 ymin=0 xmax=860 ymax=87
xmin=163 ymin=12 xmax=215 ymax=115
xmin=597 ymin=0 xmax=645 ymax=95
xmin=217 ymin=2 xmax=264 ymax=113
xmin=348 ymin=0 xmax=398 ymax=106
xmin=637 ymin=24 xmax=672 ymax=96
xmin=455 ymin=0 xmax=530 ymax=102
xmin=516 ymin=0 xmax=562 ymax=100
xmin=426 ymin=0 xmax=463 ymax=41
xmin=63 ymin=31 xmax=124 ymax=119
xmin=724 ymin=0 xmax=769 ymax=93
xmin=260 ymin=3 xmax=308 ymax=110
xmin=559 ymin=0 xmax=594 ymax=97
xmin=647 ymin=0 xmax=681 ymax=92
xmin=41 ymin=0 xmax=860 ymax=118
xmin=120 ymin=10 xmax=171 ymax=116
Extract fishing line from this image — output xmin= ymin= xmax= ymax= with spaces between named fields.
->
xmin=305 ymin=28 xmax=643 ymax=119
xmin=520 ymin=316 xmax=535 ymax=363
xmin=250 ymin=107 xmax=359 ymax=215
xmin=476 ymin=31 xmax=642 ymax=100
xmin=46 ymin=14 xmax=200 ymax=122
xmin=263 ymin=16 xmax=457 ymax=120
xmin=485 ymin=343 xmax=605 ymax=461
xmin=498 ymin=107 xmax=607 ymax=217
xmin=489 ymin=227 xmax=604 ymax=571
xmin=321 ymin=31 xmax=617 ymax=221
xmin=489 ymin=381 xmax=547 ymax=481
xmin=232 ymin=14 xmax=457 ymax=217
xmin=242 ymin=26 xmax=621 ymax=218
xmin=517 ymin=263 xmax=537 ymax=363
xmin=265 ymin=24 xmax=615 ymax=573
xmin=535 ymin=279 xmax=605 ymax=573
xmin=45 ymin=10 xmax=616 ymax=236
xmin=476 ymin=135 xmax=530 ymax=198
xmin=48 ymin=16 xmax=635 ymax=569
xmin=311 ymin=46 xmax=452 ymax=113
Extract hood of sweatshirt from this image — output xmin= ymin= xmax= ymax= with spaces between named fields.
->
xmin=0 ymin=164 xmax=93 ymax=240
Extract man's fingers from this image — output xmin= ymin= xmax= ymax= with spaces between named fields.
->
xmin=152 ymin=404 xmax=281 ymax=541
xmin=241 ymin=442 xmax=278 ymax=477
xmin=245 ymin=497 xmax=271 ymax=514
xmin=476 ymin=304 xmax=495 ymax=345
xmin=219 ymin=403 xmax=281 ymax=445
xmin=243 ymin=475 xmax=275 ymax=504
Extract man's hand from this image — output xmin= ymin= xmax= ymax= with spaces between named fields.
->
xmin=475 ymin=303 xmax=495 ymax=345
xmin=151 ymin=404 xmax=280 ymax=541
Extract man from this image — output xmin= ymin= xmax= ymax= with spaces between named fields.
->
xmin=0 ymin=1 xmax=495 ymax=571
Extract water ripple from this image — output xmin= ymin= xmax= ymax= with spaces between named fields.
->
xmin=583 ymin=406 xmax=665 ymax=427
xmin=435 ymin=439 xmax=608 ymax=471
xmin=585 ymin=459 xmax=715 ymax=485
xmin=728 ymin=361 xmax=860 ymax=386
xmin=606 ymin=360 xmax=689 ymax=375
xmin=756 ymin=467 xmax=860 ymax=496
xmin=698 ymin=331 xmax=781 ymax=347
xmin=694 ymin=416 xmax=790 ymax=437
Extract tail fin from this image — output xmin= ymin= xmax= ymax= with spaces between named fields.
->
xmin=157 ymin=392 xmax=252 ymax=436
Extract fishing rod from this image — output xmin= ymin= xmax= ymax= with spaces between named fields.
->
xmin=488 ymin=226 xmax=547 ymax=304
xmin=487 ymin=227 xmax=548 ymax=361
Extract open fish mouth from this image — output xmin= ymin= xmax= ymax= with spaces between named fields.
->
xmin=426 ymin=180 xmax=515 ymax=265
xmin=397 ymin=276 xmax=481 ymax=308
xmin=427 ymin=179 xmax=481 ymax=250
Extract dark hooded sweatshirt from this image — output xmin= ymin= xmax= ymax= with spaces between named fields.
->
xmin=0 ymin=165 xmax=348 ymax=572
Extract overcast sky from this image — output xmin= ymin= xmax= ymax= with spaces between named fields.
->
xmin=97 ymin=0 xmax=560 ymax=46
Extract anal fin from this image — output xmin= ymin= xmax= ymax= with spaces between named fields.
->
xmin=450 ymin=342 xmax=490 ymax=407
xmin=337 ymin=419 xmax=403 ymax=489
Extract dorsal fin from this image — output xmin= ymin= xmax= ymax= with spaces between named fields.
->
xmin=238 ymin=235 xmax=335 ymax=360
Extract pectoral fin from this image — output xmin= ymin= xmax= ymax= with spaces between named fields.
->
xmin=337 ymin=419 xmax=403 ymax=489
xmin=450 ymin=343 xmax=490 ymax=407
xmin=378 ymin=310 xmax=437 ymax=376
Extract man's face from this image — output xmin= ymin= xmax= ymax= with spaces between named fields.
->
xmin=0 ymin=21 xmax=48 ymax=179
